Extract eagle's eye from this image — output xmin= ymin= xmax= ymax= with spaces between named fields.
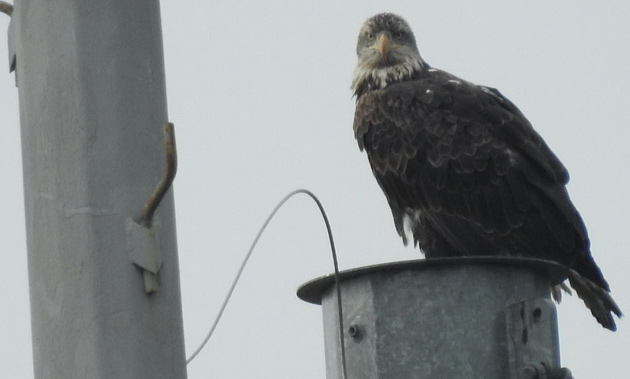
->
xmin=394 ymin=31 xmax=403 ymax=39
xmin=366 ymin=32 xmax=374 ymax=40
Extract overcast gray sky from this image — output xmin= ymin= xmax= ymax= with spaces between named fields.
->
xmin=1 ymin=1 xmax=629 ymax=378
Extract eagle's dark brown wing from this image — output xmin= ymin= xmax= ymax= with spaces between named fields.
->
xmin=354 ymin=69 xmax=621 ymax=328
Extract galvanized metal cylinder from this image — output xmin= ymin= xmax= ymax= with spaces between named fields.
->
xmin=298 ymin=257 xmax=566 ymax=379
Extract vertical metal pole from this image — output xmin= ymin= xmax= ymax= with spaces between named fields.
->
xmin=9 ymin=1 xmax=187 ymax=378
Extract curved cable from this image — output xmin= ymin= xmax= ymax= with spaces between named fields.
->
xmin=186 ymin=189 xmax=348 ymax=378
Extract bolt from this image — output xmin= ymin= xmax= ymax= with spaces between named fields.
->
xmin=533 ymin=308 xmax=542 ymax=322
xmin=348 ymin=324 xmax=360 ymax=339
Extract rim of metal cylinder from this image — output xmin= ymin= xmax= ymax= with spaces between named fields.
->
xmin=297 ymin=256 xmax=569 ymax=305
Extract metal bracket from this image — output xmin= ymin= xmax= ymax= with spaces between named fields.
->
xmin=0 ymin=2 xmax=12 ymax=17
xmin=126 ymin=218 xmax=162 ymax=293
xmin=506 ymin=298 xmax=572 ymax=379
xmin=3 ymin=1 xmax=17 ymax=87
xmin=521 ymin=362 xmax=573 ymax=379
xmin=127 ymin=123 xmax=177 ymax=293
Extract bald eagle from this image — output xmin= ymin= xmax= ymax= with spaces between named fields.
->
xmin=352 ymin=13 xmax=621 ymax=330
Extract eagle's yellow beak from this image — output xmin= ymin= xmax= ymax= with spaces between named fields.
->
xmin=376 ymin=33 xmax=390 ymax=58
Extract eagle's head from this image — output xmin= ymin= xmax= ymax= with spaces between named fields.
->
xmin=352 ymin=13 xmax=426 ymax=98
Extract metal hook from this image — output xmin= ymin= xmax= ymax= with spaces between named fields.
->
xmin=140 ymin=122 xmax=177 ymax=228
xmin=127 ymin=122 xmax=177 ymax=294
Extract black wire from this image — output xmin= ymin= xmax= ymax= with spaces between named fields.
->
xmin=186 ymin=189 xmax=348 ymax=379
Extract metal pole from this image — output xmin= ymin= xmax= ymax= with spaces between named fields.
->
xmin=298 ymin=257 xmax=569 ymax=379
xmin=8 ymin=1 xmax=187 ymax=378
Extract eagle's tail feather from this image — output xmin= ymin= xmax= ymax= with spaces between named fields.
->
xmin=551 ymin=282 xmax=572 ymax=303
xmin=567 ymin=269 xmax=622 ymax=331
